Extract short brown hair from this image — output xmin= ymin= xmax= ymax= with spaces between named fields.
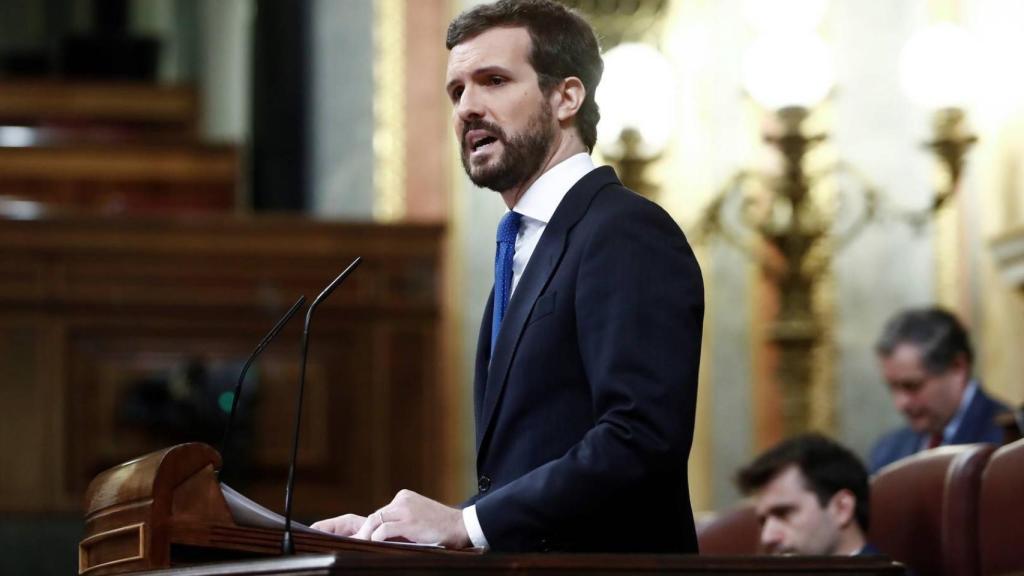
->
xmin=446 ymin=0 xmax=603 ymax=152
xmin=736 ymin=434 xmax=871 ymax=532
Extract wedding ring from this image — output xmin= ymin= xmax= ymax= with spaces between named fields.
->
xmin=376 ymin=511 xmax=385 ymax=524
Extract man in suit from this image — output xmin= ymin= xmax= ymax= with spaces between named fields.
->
xmin=737 ymin=434 xmax=878 ymax=556
xmin=312 ymin=0 xmax=703 ymax=552
xmin=869 ymin=307 xmax=1009 ymax=473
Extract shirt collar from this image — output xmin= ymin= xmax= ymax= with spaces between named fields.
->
xmin=943 ymin=379 xmax=979 ymax=441
xmin=512 ymin=153 xmax=595 ymax=224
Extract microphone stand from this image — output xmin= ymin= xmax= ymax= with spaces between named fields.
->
xmin=220 ymin=295 xmax=306 ymax=477
xmin=282 ymin=257 xmax=362 ymax=555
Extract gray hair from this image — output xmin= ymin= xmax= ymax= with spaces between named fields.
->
xmin=875 ymin=307 xmax=973 ymax=375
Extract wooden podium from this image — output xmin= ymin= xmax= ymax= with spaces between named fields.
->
xmin=79 ymin=444 xmax=907 ymax=576
xmin=79 ymin=443 xmax=459 ymax=575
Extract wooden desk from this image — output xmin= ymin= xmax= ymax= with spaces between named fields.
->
xmin=128 ymin=553 xmax=907 ymax=576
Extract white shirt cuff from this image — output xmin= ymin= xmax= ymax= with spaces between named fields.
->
xmin=462 ymin=505 xmax=490 ymax=549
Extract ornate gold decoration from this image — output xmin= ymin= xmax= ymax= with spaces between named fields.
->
xmin=373 ymin=0 xmax=406 ymax=222
xmin=702 ymin=106 xmax=879 ymax=435
xmin=601 ymin=127 xmax=663 ymax=199
xmin=809 ymin=258 xmax=836 ymax=433
xmin=560 ymin=0 xmax=668 ymax=47
xmin=905 ymin=107 xmax=978 ymax=324
xmin=928 ymin=108 xmax=977 ymax=206
xmin=904 ymin=107 xmax=977 ymax=228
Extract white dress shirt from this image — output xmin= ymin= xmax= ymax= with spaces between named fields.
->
xmin=462 ymin=152 xmax=597 ymax=549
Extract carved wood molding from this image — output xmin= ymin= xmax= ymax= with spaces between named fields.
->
xmin=992 ymin=226 xmax=1024 ymax=296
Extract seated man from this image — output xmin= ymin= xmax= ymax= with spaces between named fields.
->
xmin=870 ymin=307 xmax=1010 ymax=473
xmin=736 ymin=434 xmax=877 ymax=556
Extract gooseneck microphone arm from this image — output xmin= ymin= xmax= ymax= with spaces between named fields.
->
xmin=220 ymin=295 xmax=306 ymax=477
xmin=282 ymin=257 xmax=362 ymax=555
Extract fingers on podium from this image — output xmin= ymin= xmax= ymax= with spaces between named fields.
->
xmin=354 ymin=509 xmax=386 ymax=540
xmin=310 ymin=513 xmax=366 ymax=536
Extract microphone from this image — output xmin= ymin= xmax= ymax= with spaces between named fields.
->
xmin=219 ymin=295 xmax=306 ymax=478
xmin=282 ymin=257 xmax=362 ymax=555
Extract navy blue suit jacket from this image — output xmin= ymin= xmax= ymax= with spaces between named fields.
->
xmin=467 ymin=166 xmax=704 ymax=553
xmin=869 ymin=385 xmax=1009 ymax=473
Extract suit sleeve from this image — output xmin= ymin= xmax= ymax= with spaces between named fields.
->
xmin=474 ymin=197 xmax=704 ymax=550
xmin=869 ymin=436 xmax=892 ymax=474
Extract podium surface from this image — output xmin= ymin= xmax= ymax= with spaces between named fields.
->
xmin=127 ymin=553 xmax=905 ymax=576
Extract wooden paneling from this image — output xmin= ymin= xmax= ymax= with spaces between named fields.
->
xmin=0 ymin=144 xmax=238 ymax=214
xmin=0 ymin=81 xmax=236 ymax=214
xmin=0 ymin=82 xmax=198 ymax=131
xmin=0 ymin=213 xmax=449 ymax=521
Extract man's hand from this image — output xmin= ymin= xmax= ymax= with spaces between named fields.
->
xmin=351 ymin=489 xmax=471 ymax=549
xmin=310 ymin=513 xmax=366 ymax=537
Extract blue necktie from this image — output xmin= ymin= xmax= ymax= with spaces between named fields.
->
xmin=492 ymin=211 xmax=522 ymax=353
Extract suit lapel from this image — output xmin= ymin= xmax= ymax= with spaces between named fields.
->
xmin=474 ymin=290 xmax=494 ymax=446
xmin=475 ymin=167 xmax=620 ymax=455
xmin=950 ymin=386 xmax=997 ymax=444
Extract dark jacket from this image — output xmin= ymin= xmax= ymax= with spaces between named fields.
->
xmin=467 ymin=166 xmax=704 ymax=553
xmin=869 ymin=385 xmax=1009 ymax=474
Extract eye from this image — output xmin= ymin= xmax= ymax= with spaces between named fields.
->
xmin=449 ymin=86 xmax=464 ymax=103
xmin=903 ymin=381 xmax=924 ymax=393
xmin=489 ymin=75 xmax=506 ymax=86
xmin=892 ymin=379 xmax=924 ymax=394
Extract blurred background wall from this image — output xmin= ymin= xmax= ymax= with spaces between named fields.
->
xmin=0 ymin=0 xmax=1021 ymax=573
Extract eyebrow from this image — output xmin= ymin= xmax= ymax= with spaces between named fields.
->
xmin=445 ymin=65 xmax=515 ymax=93
xmin=768 ymin=504 xmax=795 ymax=514
xmin=762 ymin=504 xmax=796 ymax=520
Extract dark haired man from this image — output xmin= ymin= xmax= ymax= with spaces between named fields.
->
xmin=869 ymin=307 xmax=1009 ymax=473
xmin=313 ymin=0 xmax=703 ymax=553
xmin=736 ymin=434 xmax=876 ymax=556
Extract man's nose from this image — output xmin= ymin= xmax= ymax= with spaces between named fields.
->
xmin=760 ymin=519 xmax=784 ymax=551
xmin=892 ymin=391 xmax=913 ymax=412
xmin=455 ymin=85 xmax=484 ymax=121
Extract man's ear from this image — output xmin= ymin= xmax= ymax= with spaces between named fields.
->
xmin=949 ymin=352 xmax=970 ymax=379
xmin=552 ymin=76 xmax=586 ymax=122
xmin=827 ymin=489 xmax=856 ymax=529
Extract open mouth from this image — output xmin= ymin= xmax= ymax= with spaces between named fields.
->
xmin=465 ymin=129 xmax=500 ymax=155
xmin=472 ymin=136 xmax=498 ymax=152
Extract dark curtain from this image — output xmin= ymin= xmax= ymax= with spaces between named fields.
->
xmin=251 ymin=0 xmax=311 ymax=211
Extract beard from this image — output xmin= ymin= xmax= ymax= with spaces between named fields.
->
xmin=460 ymin=101 xmax=555 ymax=192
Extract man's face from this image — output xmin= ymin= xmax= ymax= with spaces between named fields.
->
xmin=879 ymin=343 xmax=968 ymax=435
xmin=446 ymin=26 xmax=556 ymax=192
xmin=753 ymin=466 xmax=844 ymax=555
